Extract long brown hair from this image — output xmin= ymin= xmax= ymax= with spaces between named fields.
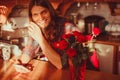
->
xmin=29 ymin=0 xmax=61 ymax=42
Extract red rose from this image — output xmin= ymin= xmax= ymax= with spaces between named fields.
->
xmin=59 ymin=40 xmax=68 ymax=50
xmin=66 ymin=48 xmax=76 ymax=57
xmin=92 ymin=27 xmax=100 ymax=36
xmin=72 ymin=31 xmax=82 ymax=37
xmin=85 ymin=35 xmax=92 ymax=41
xmin=62 ymin=33 xmax=73 ymax=39
xmin=76 ymin=35 xmax=86 ymax=43
xmin=53 ymin=41 xmax=60 ymax=49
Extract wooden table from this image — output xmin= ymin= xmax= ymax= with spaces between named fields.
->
xmin=0 ymin=57 xmax=120 ymax=80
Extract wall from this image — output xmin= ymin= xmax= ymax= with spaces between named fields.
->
xmin=0 ymin=0 xmax=30 ymax=14
xmin=0 ymin=0 xmax=61 ymax=14
xmin=65 ymin=3 xmax=120 ymax=24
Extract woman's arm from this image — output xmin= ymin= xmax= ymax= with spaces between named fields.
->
xmin=39 ymin=35 xmax=62 ymax=69
xmin=20 ymin=37 xmax=39 ymax=64
xmin=28 ymin=22 xmax=62 ymax=69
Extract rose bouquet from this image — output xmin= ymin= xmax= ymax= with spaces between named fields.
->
xmin=53 ymin=27 xmax=100 ymax=67
xmin=53 ymin=27 xmax=100 ymax=80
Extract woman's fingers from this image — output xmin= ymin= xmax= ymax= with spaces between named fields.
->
xmin=28 ymin=22 xmax=40 ymax=34
xmin=27 ymin=21 xmax=43 ymax=44
xmin=28 ymin=22 xmax=36 ymax=37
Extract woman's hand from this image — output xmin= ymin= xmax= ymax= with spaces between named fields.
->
xmin=28 ymin=22 xmax=43 ymax=44
xmin=14 ymin=59 xmax=34 ymax=73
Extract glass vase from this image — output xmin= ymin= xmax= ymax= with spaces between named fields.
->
xmin=68 ymin=58 xmax=86 ymax=80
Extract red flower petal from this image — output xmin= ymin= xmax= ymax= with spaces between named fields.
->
xmin=92 ymin=27 xmax=100 ymax=36
xmin=59 ymin=40 xmax=68 ymax=50
xmin=85 ymin=35 xmax=92 ymax=41
xmin=72 ymin=31 xmax=82 ymax=37
xmin=62 ymin=34 xmax=73 ymax=39
xmin=53 ymin=41 xmax=60 ymax=49
xmin=77 ymin=35 xmax=86 ymax=43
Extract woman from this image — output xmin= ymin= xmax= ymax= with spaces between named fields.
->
xmin=17 ymin=0 xmax=78 ymax=70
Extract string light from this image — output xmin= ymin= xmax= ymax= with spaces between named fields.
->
xmin=93 ymin=2 xmax=98 ymax=10
xmin=85 ymin=2 xmax=89 ymax=9
xmin=77 ymin=2 xmax=80 ymax=7
xmin=86 ymin=2 xmax=89 ymax=7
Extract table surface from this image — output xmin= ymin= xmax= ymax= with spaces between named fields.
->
xmin=0 ymin=57 xmax=120 ymax=80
